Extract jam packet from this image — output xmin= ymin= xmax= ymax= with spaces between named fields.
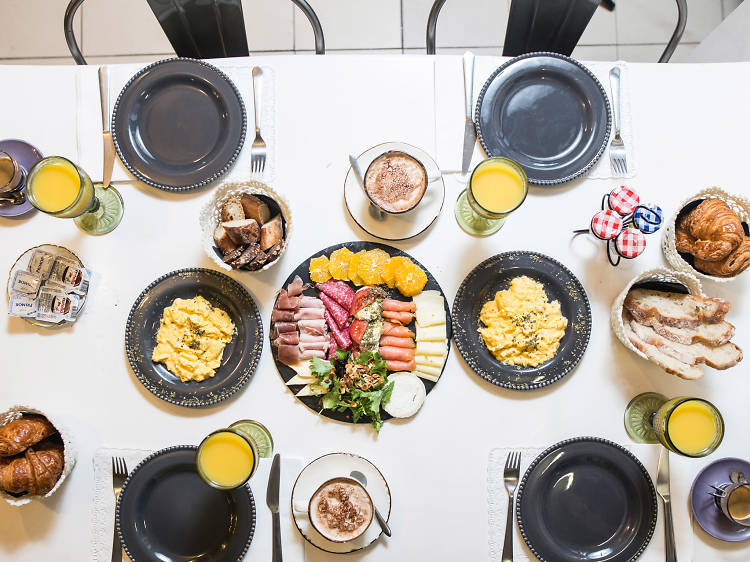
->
xmin=48 ymin=256 xmax=90 ymax=295
xmin=27 ymin=249 xmax=56 ymax=279
xmin=35 ymin=286 xmax=81 ymax=323
xmin=10 ymin=270 xmax=42 ymax=295
xmin=8 ymin=293 xmax=38 ymax=317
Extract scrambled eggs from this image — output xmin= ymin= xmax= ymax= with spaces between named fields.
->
xmin=478 ymin=276 xmax=567 ymax=367
xmin=152 ymin=296 xmax=235 ymax=382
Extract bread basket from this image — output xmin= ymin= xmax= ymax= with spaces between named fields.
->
xmin=199 ymin=180 xmax=292 ymax=272
xmin=662 ymin=186 xmax=750 ymax=283
xmin=1 ymin=404 xmax=76 ymax=506
xmin=610 ymin=267 xmax=703 ymax=362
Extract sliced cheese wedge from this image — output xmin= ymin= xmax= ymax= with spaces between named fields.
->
xmin=288 ymin=361 xmax=314 ymax=379
xmin=416 ymin=341 xmax=448 ymax=356
xmin=415 ymin=353 xmax=446 ymax=369
xmin=286 ymin=373 xmax=318 ymax=386
xmin=416 ymin=324 xmax=447 ymax=342
xmin=295 ymin=383 xmax=326 ymax=397
xmin=413 ymin=368 xmax=440 ymax=382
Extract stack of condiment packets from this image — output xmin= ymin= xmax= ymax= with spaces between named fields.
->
xmin=8 ymin=249 xmax=90 ymax=323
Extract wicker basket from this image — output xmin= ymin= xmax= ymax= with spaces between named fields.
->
xmin=662 ymin=186 xmax=750 ymax=283
xmin=199 ymin=180 xmax=292 ymax=273
xmin=0 ymin=405 xmax=76 ymax=506
xmin=610 ymin=268 xmax=703 ymax=363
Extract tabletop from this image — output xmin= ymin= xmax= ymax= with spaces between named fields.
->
xmin=1 ymin=54 xmax=749 ymax=561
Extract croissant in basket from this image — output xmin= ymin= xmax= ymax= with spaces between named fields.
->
xmin=675 ymin=199 xmax=744 ymax=262
xmin=695 ymin=237 xmax=750 ymax=277
xmin=0 ymin=442 xmax=64 ymax=496
xmin=0 ymin=415 xmax=56 ymax=456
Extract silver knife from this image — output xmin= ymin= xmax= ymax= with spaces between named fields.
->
xmin=267 ymin=453 xmax=282 ymax=562
xmin=461 ymin=51 xmax=476 ymax=175
xmin=656 ymin=448 xmax=677 ymax=562
xmin=98 ymin=66 xmax=115 ymax=188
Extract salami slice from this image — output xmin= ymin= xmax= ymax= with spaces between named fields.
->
xmin=326 ymin=309 xmax=353 ymax=348
xmin=328 ymin=331 xmax=340 ymax=359
xmin=316 ymin=280 xmax=355 ymax=310
xmin=319 ymin=292 xmax=350 ymax=328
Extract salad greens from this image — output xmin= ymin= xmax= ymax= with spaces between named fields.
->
xmin=310 ymin=350 xmax=394 ymax=431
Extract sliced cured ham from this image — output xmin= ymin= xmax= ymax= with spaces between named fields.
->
xmin=382 ymin=322 xmax=415 ymax=338
xmin=382 ymin=310 xmax=414 ymax=324
xmin=299 ymin=296 xmax=325 ymax=309
xmin=277 ymin=344 xmax=301 ymax=366
xmin=320 ymin=292 xmax=350 ymax=328
xmin=271 ymin=309 xmax=295 ymax=322
xmin=378 ymin=346 xmax=415 ymax=362
xmin=275 ymin=289 xmax=300 ymax=310
xmin=299 ymin=349 xmax=326 ymax=360
xmin=383 ymin=299 xmax=416 ymax=312
xmin=294 ymin=308 xmax=325 ymax=321
xmin=326 ymin=310 xmax=353 ymax=348
xmin=299 ymin=341 xmax=329 ymax=352
xmin=316 ymin=280 xmax=355 ymax=310
xmin=298 ymin=319 xmax=327 ymax=336
xmin=385 ymin=359 xmax=416 ymax=371
xmin=273 ymin=332 xmax=299 ymax=346
xmin=273 ymin=322 xmax=297 ymax=333
xmin=379 ymin=335 xmax=415 ymax=349
xmin=287 ymin=275 xmax=304 ymax=297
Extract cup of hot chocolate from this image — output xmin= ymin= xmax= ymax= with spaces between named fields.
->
xmin=364 ymin=151 xmax=428 ymax=214
xmin=308 ymin=477 xmax=374 ymax=543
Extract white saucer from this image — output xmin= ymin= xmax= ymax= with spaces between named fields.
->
xmin=344 ymin=142 xmax=445 ymax=241
xmin=291 ymin=452 xmax=391 ymax=554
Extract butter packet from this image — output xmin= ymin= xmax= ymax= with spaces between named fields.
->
xmin=10 ymin=270 xmax=42 ymax=295
xmin=48 ymin=257 xmax=90 ymax=295
xmin=27 ymin=249 xmax=56 ymax=279
xmin=35 ymin=287 xmax=81 ymax=323
xmin=8 ymin=294 xmax=38 ymax=317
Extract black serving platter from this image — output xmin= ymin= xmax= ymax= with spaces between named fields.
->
xmin=517 ymin=437 xmax=657 ymax=562
xmin=125 ymin=268 xmax=262 ymax=407
xmin=271 ymin=241 xmax=452 ymax=425
xmin=117 ymin=446 xmax=256 ymax=561
xmin=476 ymin=52 xmax=611 ymax=185
xmin=452 ymin=251 xmax=591 ymax=390
xmin=112 ymin=58 xmax=246 ymax=191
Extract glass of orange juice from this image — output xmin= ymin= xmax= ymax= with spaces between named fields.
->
xmin=455 ymin=157 xmax=528 ymax=236
xmin=25 ymin=156 xmax=123 ymax=235
xmin=196 ymin=420 xmax=273 ymax=490
xmin=624 ymin=392 xmax=724 ymax=457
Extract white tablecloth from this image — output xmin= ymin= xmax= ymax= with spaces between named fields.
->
xmin=1 ymin=55 xmax=749 ymax=561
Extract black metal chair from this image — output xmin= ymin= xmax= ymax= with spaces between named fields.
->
xmin=64 ymin=0 xmax=325 ymax=65
xmin=426 ymin=0 xmax=687 ymax=63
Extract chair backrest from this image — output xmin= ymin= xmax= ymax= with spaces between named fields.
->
xmin=64 ymin=0 xmax=325 ymax=65
xmin=146 ymin=0 xmax=249 ymax=59
xmin=502 ymin=0 xmax=599 ymax=57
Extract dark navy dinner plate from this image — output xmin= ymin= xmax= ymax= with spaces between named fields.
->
xmin=125 ymin=268 xmax=262 ymax=407
xmin=112 ymin=58 xmax=246 ymax=191
xmin=452 ymin=251 xmax=590 ymax=391
xmin=476 ymin=52 xmax=611 ymax=184
xmin=117 ymin=446 xmax=256 ymax=562
xmin=518 ymin=437 xmax=657 ymax=562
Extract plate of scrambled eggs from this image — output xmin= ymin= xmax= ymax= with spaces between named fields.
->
xmin=452 ymin=252 xmax=591 ymax=390
xmin=125 ymin=268 xmax=263 ymax=407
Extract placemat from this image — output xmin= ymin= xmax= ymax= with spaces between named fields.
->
xmin=91 ymin=447 xmax=303 ymax=561
xmin=76 ymin=61 xmax=276 ymax=187
xmin=488 ymin=444 xmax=693 ymax=561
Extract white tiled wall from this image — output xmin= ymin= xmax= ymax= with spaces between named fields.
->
xmin=0 ymin=0 xmax=740 ymax=65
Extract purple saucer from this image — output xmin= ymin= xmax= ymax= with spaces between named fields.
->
xmin=0 ymin=139 xmax=42 ymax=217
xmin=690 ymin=457 xmax=750 ymax=542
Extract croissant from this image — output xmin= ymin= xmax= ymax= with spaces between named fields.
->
xmin=675 ymin=199 xmax=744 ymax=262
xmin=0 ymin=415 xmax=57 ymax=456
xmin=0 ymin=442 xmax=64 ymax=495
xmin=695 ymin=236 xmax=750 ymax=277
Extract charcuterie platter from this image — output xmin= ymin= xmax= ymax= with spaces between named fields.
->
xmin=270 ymin=241 xmax=452 ymax=431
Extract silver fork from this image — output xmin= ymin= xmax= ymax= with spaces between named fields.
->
xmin=608 ymin=67 xmax=627 ymax=175
xmin=502 ymin=451 xmax=521 ymax=562
xmin=112 ymin=457 xmax=129 ymax=562
xmin=250 ymin=66 xmax=267 ymax=174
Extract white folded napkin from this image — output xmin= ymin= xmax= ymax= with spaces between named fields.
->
xmin=76 ymin=61 xmax=276 ymax=186
xmin=488 ymin=444 xmax=693 ymax=561
xmin=91 ymin=447 xmax=303 ymax=562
